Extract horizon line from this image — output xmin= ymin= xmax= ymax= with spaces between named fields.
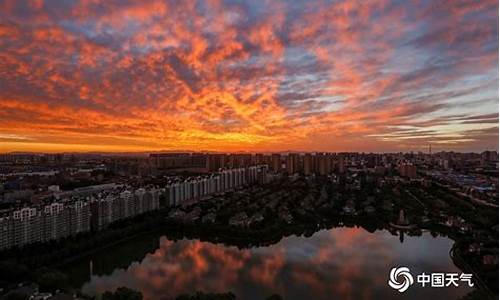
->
xmin=1 ymin=149 xmax=497 ymax=155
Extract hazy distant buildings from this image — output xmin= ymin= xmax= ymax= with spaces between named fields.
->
xmin=317 ymin=153 xmax=333 ymax=175
xmin=206 ymin=154 xmax=226 ymax=172
xmin=264 ymin=152 xmax=346 ymax=176
xmin=337 ymin=155 xmax=346 ymax=174
xmin=398 ymin=163 xmax=417 ymax=178
xmin=150 ymin=153 xmax=263 ymax=173
xmin=303 ymin=153 xmax=313 ymax=175
xmin=271 ymin=154 xmax=281 ymax=172
xmin=254 ymin=153 xmax=266 ymax=165
xmin=481 ymin=150 xmax=499 ymax=168
xmin=150 ymin=153 xmax=206 ymax=172
xmin=286 ymin=153 xmax=300 ymax=174
xmin=228 ymin=154 xmax=252 ymax=168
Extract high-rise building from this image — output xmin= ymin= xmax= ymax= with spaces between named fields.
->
xmin=303 ymin=153 xmax=313 ymax=175
xmin=206 ymin=154 xmax=226 ymax=172
xmin=254 ymin=153 xmax=265 ymax=165
xmin=150 ymin=153 xmax=207 ymax=171
xmin=164 ymin=165 xmax=272 ymax=207
xmin=271 ymin=154 xmax=281 ymax=172
xmin=337 ymin=155 xmax=345 ymax=174
xmin=481 ymin=150 xmax=499 ymax=167
xmin=317 ymin=153 xmax=333 ymax=175
xmin=286 ymin=153 xmax=300 ymax=174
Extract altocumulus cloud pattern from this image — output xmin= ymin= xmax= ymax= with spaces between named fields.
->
xmin=0 ymin=0 xmax=498 ymax=152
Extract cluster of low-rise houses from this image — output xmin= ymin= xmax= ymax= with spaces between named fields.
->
xmin=424 ymin=170 xmax=498 ymax=203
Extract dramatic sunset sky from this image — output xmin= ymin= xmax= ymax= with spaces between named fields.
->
xmin=0 ymin=0 xmax=498 ymax=153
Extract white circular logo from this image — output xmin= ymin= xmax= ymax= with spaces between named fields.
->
xmin=388 ymin=267 xmax=414 ymax=292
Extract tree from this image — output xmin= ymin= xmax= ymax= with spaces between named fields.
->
xmin=0 ymin=260 xmax=29 ymax=283
xmin=35 ymin=267 xmax=69 ymax=293
xmin=3 ymin=290 xmax=29 ymax=300
xmin=175 ymin=291 xmax=236 ymax=300
xmin=102 ymin=287 xmax=143 ymax=300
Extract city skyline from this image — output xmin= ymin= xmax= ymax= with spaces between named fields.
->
xmin=0 ymin=0 xmax=498 ymax=153
xmin=0 ymin=148 xmax=498 ymax=155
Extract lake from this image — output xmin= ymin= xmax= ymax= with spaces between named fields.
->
xmin=64 ymin=227 xmax=474 ymax=300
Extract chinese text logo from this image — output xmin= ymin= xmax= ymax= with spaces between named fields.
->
xmin=388 ymin=267 xmax=474 ymax=293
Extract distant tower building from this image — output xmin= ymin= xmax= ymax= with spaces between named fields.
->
xmin=481 ymin=150 xmax=498 ymax=167
xmin=206 ymin=154 xmax=226 ymax=172
xmin=286 ymin=153 xmax=300 ymax=174
xmin=271 ymin=154 xmax=281 ymax=172
xmin=254 ymin=153 xmax=265 ymax=165
xmin=304 ymin=153 xmax=313 ymax=175
xmin=337 ymin=155 xmax=345 ymax=174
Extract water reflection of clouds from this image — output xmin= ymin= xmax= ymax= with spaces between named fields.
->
xmin=82 ymin=228 xmax=471 ymax=300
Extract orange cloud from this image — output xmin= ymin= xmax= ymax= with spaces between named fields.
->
xmin=0 ymin=0 xmax=497 ymax=153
